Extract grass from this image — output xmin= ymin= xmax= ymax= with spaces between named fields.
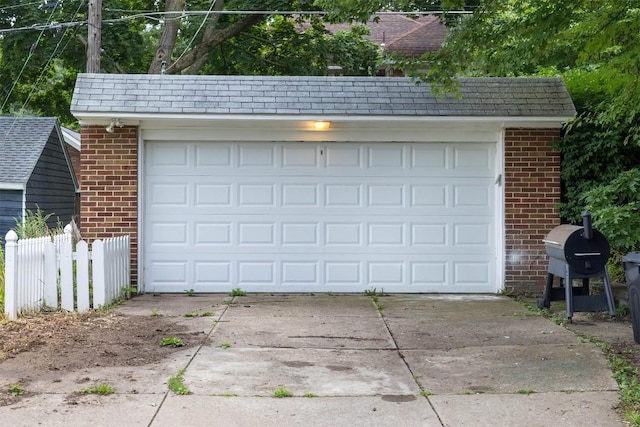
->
xmin=184 ymin=310 xmax=214 ymax=318
xmin=364 ymin=288 xmax=384 ymax=312
xmin=8 ymin=383 xmax=25 ymax=396
xmin=80 ymin=383 xmax=116 ymax=395
xmin=218 ymin=342 xmax=231 ymax=349
xmin=302 ymin=392 xmax=317 ymax=398
xmin=272 ymin=386 xmax=294 ymax=398
xmin=517 ymin=389 xmax=536 ymax=395
xmin=229 ymin=288 xmax=246 ymax=297
xmin=168 ymin=369 xmax=190 ymax=395
xmin=184 ymin=289 xmax=195 ymax=297
xmin=151 ymin=308 xmax=160 ymax=317
xmin=160 ymin=336 xmax=185 ymax=347
xmin=420 ymin=390 xmax=433 ymax=397
xmin=513 ymin=294 xmax=640 ymax=424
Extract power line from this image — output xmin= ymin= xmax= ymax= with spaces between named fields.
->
xmin=0 ymin=9 xmax=473 ymax=35
xmin=0 ymin=0 xmax=61 ymax=113
xmin=19 ymin=0 xmax=86 ymax=115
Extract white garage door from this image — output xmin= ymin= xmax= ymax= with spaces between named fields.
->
xmin=143 ymin=141 xmax=496 ymax=293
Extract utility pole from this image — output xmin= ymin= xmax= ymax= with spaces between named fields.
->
xmin=87 ymin=0 xmax=101 ymax=73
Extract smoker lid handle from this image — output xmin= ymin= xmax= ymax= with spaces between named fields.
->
xmin=542 ymin=239 xmax=561 ymax=246
xmin=574 ymin=252 xmax=602 ymax=257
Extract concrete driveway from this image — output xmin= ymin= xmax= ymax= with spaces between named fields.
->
xmin=0 ymin=294 xmax=624 ymax=426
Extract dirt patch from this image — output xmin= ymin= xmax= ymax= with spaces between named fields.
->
xmin=0 ymin=310 xmax=201 ymax=406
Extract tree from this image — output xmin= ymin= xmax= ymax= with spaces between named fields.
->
xmin=0 ymin=0 xmax=384 ymax=125
xmin=399 ymin=1 xmax=639 ymax=224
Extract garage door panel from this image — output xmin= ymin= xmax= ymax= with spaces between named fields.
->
xmin=143 ymin=256 xmax=495 ymax=293
xmin=144 ymin=141 xmax=497 ymax=293
xmin=145 ymin=214 xmax=493 ymax=252
xmin=146 ymin=180 xmax=493 ymax=214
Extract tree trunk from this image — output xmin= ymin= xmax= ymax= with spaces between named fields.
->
xmin=148 ymin=0 xmax=186 ymax=74
xmin=184 ymin=0 xmax=225 ymax=75
xmin=170 ymin=14 xmax=263 ymax=74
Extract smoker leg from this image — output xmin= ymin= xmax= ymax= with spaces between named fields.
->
xmin=603 ymin=271 xmax=616 ymax=317
xmin=537 ymin=273 xmax=553 ymax=309
xmin=582 ymin=278 xmax=589 ymax=295
xmin=565 ymin=269 xmax=573 ymax=320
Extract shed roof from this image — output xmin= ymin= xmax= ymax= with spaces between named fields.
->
xmin=71 ymin=74 xmax=576 ymax=119
xmin=0 ymin=117 xmax=59 ymax=184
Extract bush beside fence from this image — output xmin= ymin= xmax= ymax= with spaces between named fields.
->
xmin=3 ymin=226 xmax=130 ymax=319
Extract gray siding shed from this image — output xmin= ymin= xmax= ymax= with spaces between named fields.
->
xmin=0 ymin=117 xmax=77 ymax=240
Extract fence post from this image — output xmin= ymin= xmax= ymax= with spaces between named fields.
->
xmin=59 ymin=230 xmax=74 ymax=311
xmin=75 ymin=240 xmax=90 ymax=311
xmin=43 ymin=241 xmax=58 ymax=308
xmin=92 ymin=239 xmax=106 ymax=307
xmin=4 ymin=230 xmax=18 ymax=319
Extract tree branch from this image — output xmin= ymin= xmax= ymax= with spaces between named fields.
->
xmin=169 ymin=14 xmax=264 ymax=74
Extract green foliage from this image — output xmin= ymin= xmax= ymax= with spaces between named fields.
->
xmin=80 ymin=383 xmax=116 ymax=395
xmin=8 ymin=383 xmax=25 ymax=396
xmin=327 ymin=26 xmax=382 ymax=75
xmin=272 ymin=386 xmax=294 ymax=398
xmin=168 ymin=369 xmax=190 ymax=395
xmin=584 ymin=168 xmax=640 ymax=254
xmin=229 ymin=288 xmax=247 ymax=297
xmin=0 ymin=0 xmax=153 ymax=125
xmin=13 ymin=206 xmax=63 ymax=239
xmin=160 ymin=336 xmax=185 ymax=347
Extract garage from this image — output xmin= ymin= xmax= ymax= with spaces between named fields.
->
xmin=71 ymin=74 xmax=576 ymax=293
xmin=143 ymin=140 xmax=496 ymax=293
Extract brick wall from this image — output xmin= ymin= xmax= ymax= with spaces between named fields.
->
xmin=78 ymin=125 xmax=561 ymax=293
xmin=80 ymin=126 xmax=138 ymax=285
xmin=504 ymin=128 xmax=561 ymax=292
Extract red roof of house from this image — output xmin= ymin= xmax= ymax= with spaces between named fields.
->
xmin=311 ymin=14 xmax=447 ymax=57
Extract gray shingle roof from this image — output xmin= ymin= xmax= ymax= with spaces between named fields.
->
xmin=0 ymin=117 xmax=58 ymax=184
xmin=71 ymin=74 xmax=576 ymax=118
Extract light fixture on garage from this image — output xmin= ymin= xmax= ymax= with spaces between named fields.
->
xmin=312 ymin=121 xmax=331 ymax=131
xmin=105 ymin=118 xmax=123 ymax=133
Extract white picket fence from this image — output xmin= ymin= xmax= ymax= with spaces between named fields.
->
xmin=3 ymin=225 xmax=130 ymax=319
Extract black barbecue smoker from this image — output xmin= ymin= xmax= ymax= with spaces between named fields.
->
xmin=538 ymin=211 xmax=616 ymax=319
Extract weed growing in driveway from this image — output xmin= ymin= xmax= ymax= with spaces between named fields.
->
xmin=364 ymin=288 xmax=383 ymax=312
xmin=517 ymin=389 xmax=536 ymax=395
xmin=184 ymin=289 xmax=196 ymax=297
xmin=229 ymin=288 xmax=246 ymax=297
xmin=160 ymin=337 xmax=184 ymax=347
xmin=8 ymin=384 xmax=25 ymax=396
xmin=184 ymin=310 xmax=215 ymax=318
xmin=151 ymin=308 xmax=160 ymax=317
xmin=420 ymin=390 xmax=433 ymax=397
xmin=222 ymin=299 xmax=237 ymax=306
xmin=303 ymin=392 xmax=316 ymax=398
xmin=513 ymin=295 xmax=640 ymax=425
xmin=168 ymin=369 xmax=190 ymax=395
xmin=272 ymin=386 xmax=293 ymax=398
xmin=80 ymin=383 xmax=115 ymax=395
xmin=218 ymin=342 xmax=231 ymax=349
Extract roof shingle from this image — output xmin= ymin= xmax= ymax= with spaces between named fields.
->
xmin=0 ymin=117 xmax=58 ymax=184
xmin=71 ymin=74 xmax=576 ymax=119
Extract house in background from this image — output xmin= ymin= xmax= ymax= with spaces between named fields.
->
xmin=300 ymin=14 xmax=447 ymax=75
xmin=61 ymin=126 xmax=81 ymax=185
xmin=0 ymin=117 xmax=78 ymax=240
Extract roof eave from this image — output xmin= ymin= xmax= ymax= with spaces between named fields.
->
xmin=72 ymin=111 xmax=575 ymax=129
xmin=0 ymin=182 xmax=26 ymax=190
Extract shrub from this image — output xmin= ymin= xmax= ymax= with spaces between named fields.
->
xmin=13 ymin=206 xmax=64 ymax=239
xmin=584 ymin=168 xmax=640 ymax=281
